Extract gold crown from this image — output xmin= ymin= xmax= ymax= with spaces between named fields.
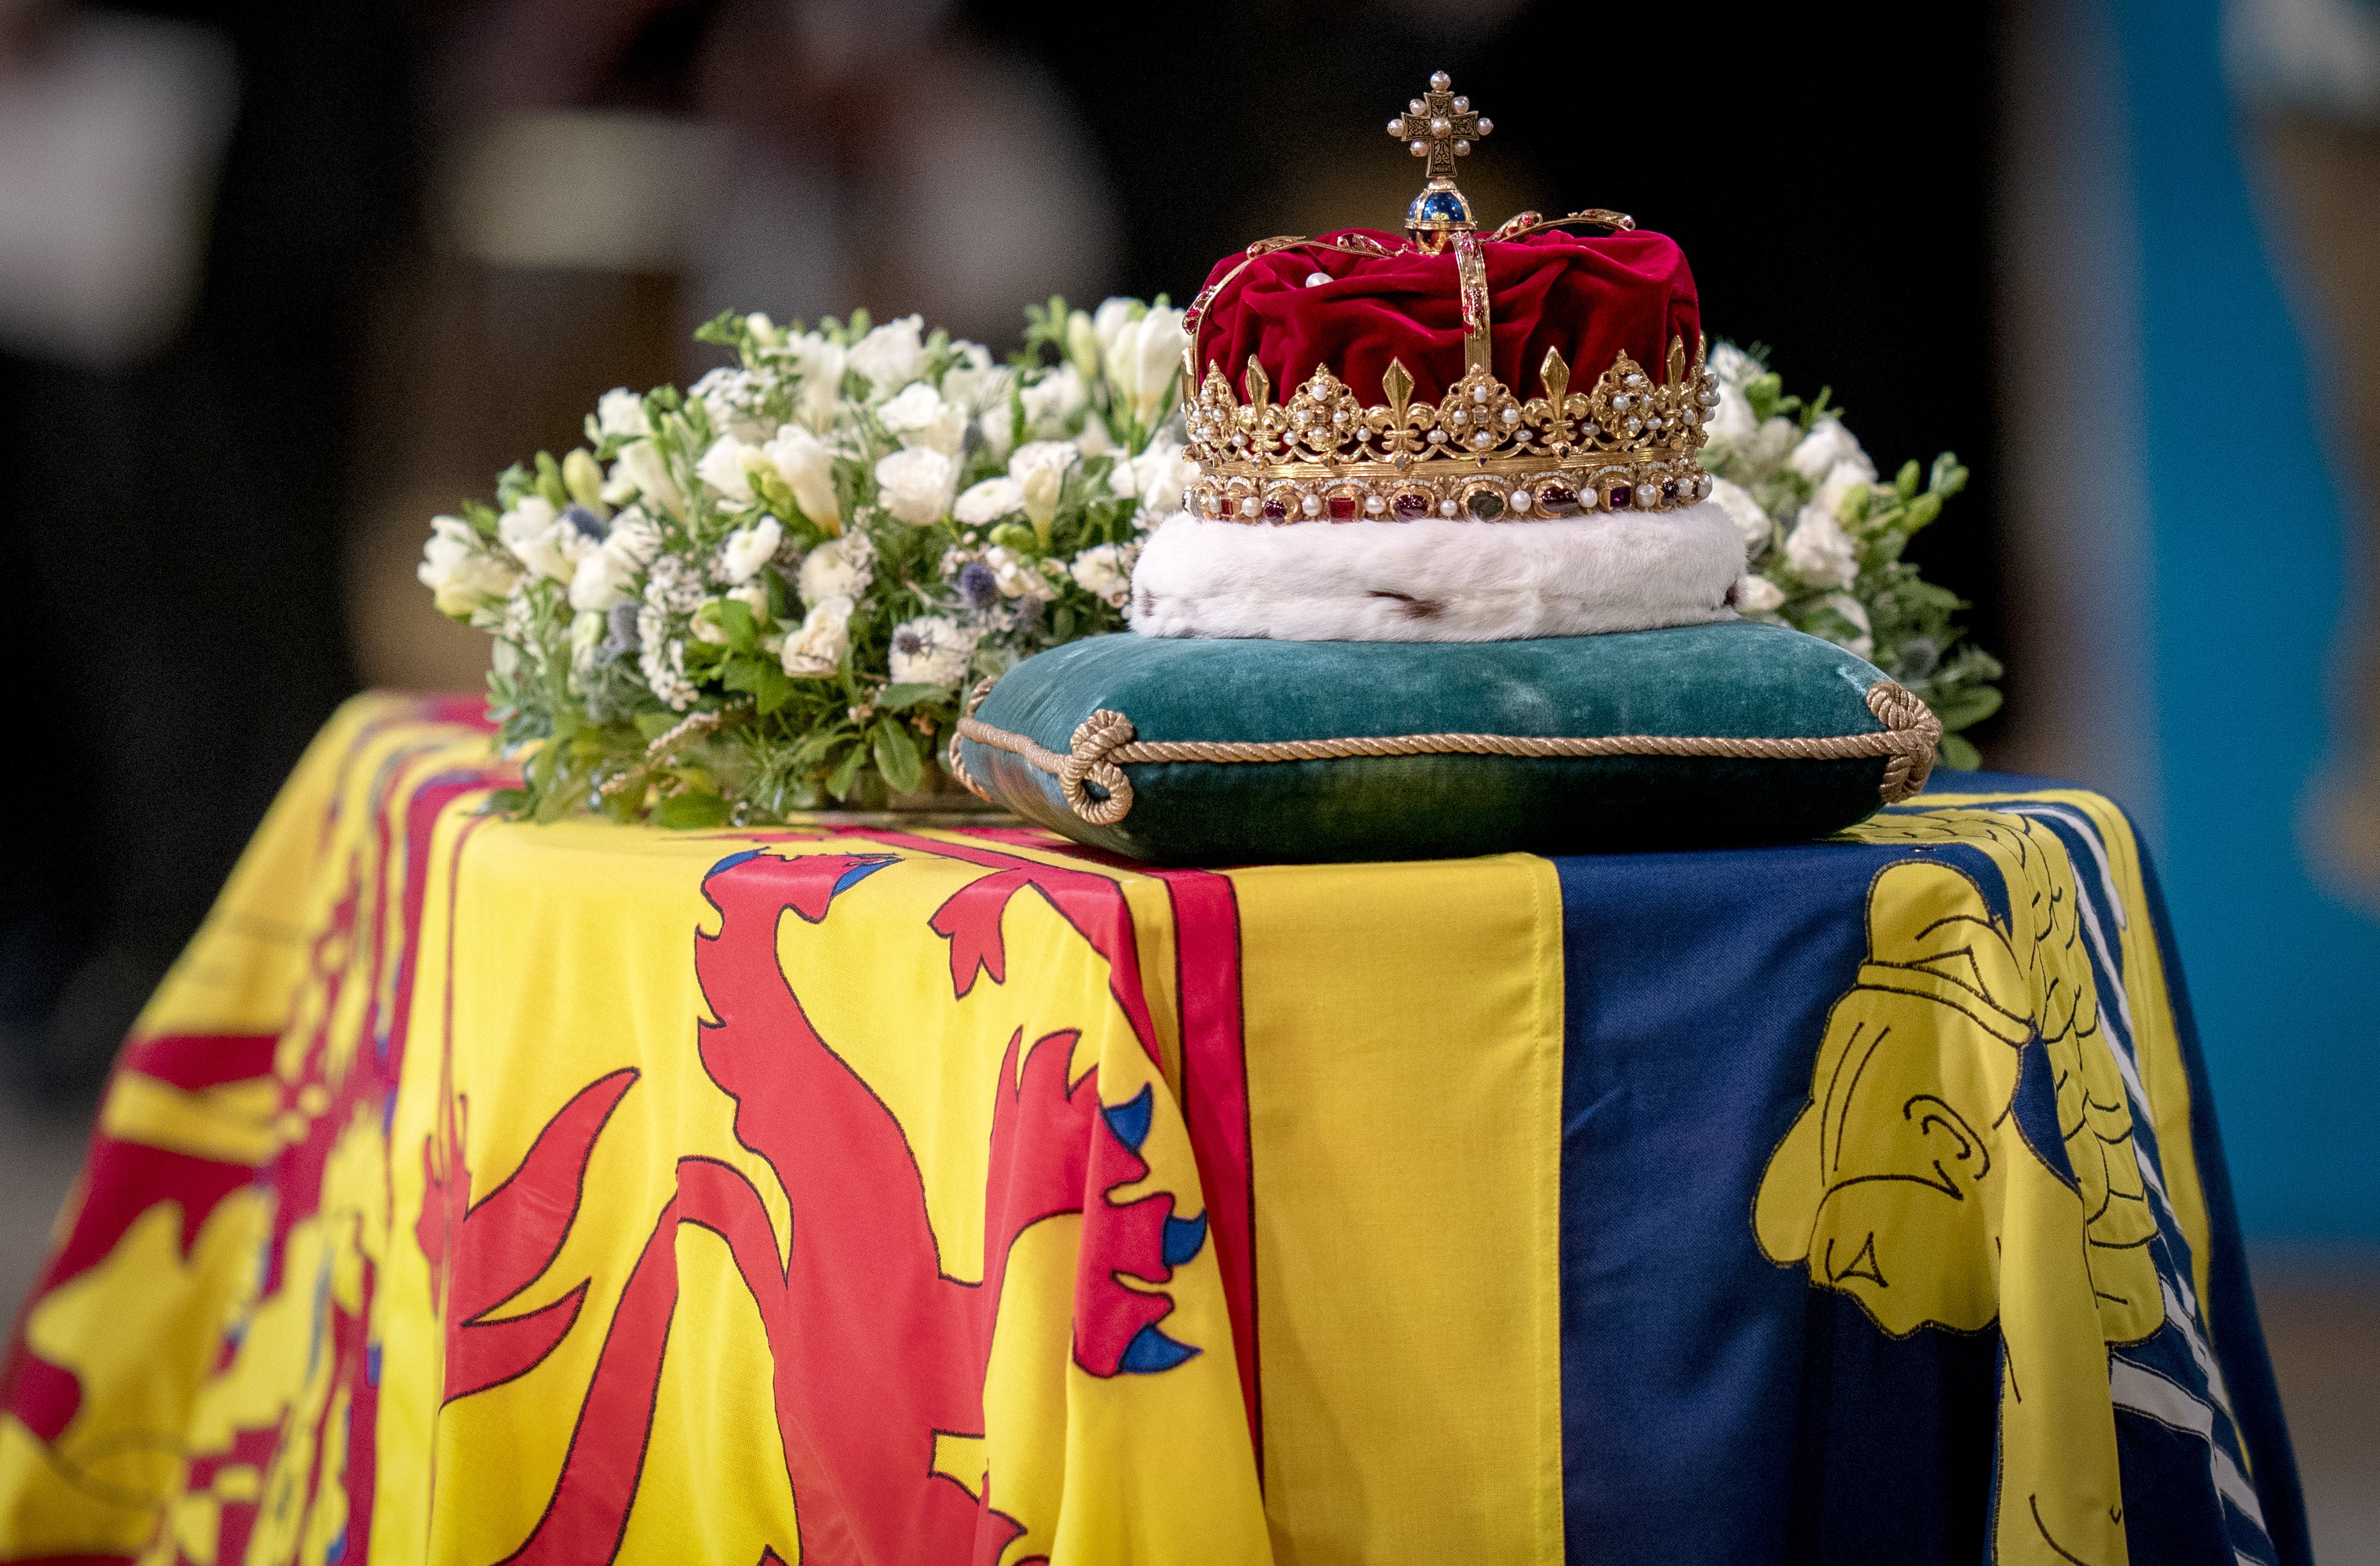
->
xmin=1179 ymin=72 xmax=1719 ymax=525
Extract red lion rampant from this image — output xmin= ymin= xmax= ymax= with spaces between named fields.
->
xmin=419 ymin=844 xmax=1209 ymax=1565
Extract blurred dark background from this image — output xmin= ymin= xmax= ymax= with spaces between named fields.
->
xmin=0 ymin=2 xmax=2372 ymax=1551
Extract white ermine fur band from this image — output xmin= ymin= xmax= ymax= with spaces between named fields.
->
xmin=1128 ymin=502 xmax=1747 ymax=642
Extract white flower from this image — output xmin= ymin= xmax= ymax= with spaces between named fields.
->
xmin=692 ymin=599 xmax=733 ymax=644
xmin=796 ymin=532 xmax=874 ymax=607
xmin=1009 ymin=440 xmax=1076 ymax=531
xmin=849 ymin=314 xmax=926 ymax=393
xmin=955 ymin=476 xmax=1025 ymax=526
xmin=1070 ymin=541 xmax=1139 ymax=608
xmin=1019 ymin=363 xmax=1087 ymax=433
xmin=941 ymin=353 xmax=1012 ymax=417
xmin=639 ymin=623 xmax=696 ymax=710
xmin=1812 ymin=591 xmax=1874 ymax=659
xmin=569 ymin=547 xmax=635 ymax=612
xmin=612 ymin=439 xmax=683 ymax=515
xmin=1784 ymin=504 xmax=1860 ymax=589
xmin=877 ymin=381 xmax=967 ymax=454
xmin=873 ymin=446 xmax=959 ymax=526
xmin=718 ymin=515 xmax=782 ymax=584
xmin=978 ymin=405 xmax=1017 ymax=463
xmin=1707 ymin=343 xmax=1759 ymax=388
xmin=511 ymin=520 xmax=586 ymax=585
xmin=1789 ymin=418 xmax=1871 ymax=484
xmin=691 ymin=366 xmax=773 ymax=441
xmin=497 ymin=494 xmax=558 ymax=549
xmin=1114 ymin=434 xmax=1199 ymax=518
xmin=782 ymin=332 xmax=848 ymax=429
xmin=1091 ymin=297 xmax=1139 ymax=361
xmin=728 ymin=579 xmax=769 ymax=620
xmin=418 ymin=516 xmax=518 ymax=616
xmin=780 ymin=596 xmax=853 ymax=676
xmin=1744 ymin=416 xmax=1801 ymax=478
xmin=1735 ymin=573 xmax=1786 ymax=615
xmin=888 ymin=614 xmax=978 ymax=690
xmin=982 ymin=544 xmax=1055 ymax=601
xmin=1708 ymin=476 xmax=1774 ymax=555
xmin=1105 ymin=305 xmax=1188 ymax=426
xmin=1702 ymin=381 xmax=1757 ymax=454
xmin=595 ymin=388 xmax=650 ymax=439
xmin=763 ymin=425 xmax=841 ymax=528
xmin=696 ymin=434 xmax=759 ymax=503
xmin=1813 ymin=456 xmax=1877 ymax=521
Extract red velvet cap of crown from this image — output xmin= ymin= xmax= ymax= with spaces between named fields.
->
xmin=1190 ymin=226 xmax=1701 ymax=406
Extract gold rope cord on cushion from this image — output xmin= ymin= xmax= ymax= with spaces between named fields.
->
xmin=953 ymin=679 xmax=1941 ymax=826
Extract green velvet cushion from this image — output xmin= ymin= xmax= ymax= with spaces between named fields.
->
xmin=956 ymin=624 xmax=1921 ymax=864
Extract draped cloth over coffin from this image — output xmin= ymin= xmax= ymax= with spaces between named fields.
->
xmin=0 ymin=696 xmax=2307 ymax=1566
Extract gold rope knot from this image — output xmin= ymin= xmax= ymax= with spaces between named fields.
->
xmin=1865 ymin=680 xmax=1943 ymax=803
xmin=1059 ymin=709 xmax=1138 ymax=825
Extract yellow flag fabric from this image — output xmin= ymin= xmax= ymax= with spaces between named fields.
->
xmin=0 ymin=700 xmax=2303 ymax=1566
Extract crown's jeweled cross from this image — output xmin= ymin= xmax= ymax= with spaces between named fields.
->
xmin=1387 ymin=71 xmax=1490 ymax=185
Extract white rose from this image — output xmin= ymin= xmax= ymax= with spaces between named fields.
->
xmin=1107 ymin=306 xmax=1188 ymax=426
xmin=796 ymin=532 xmax=874 ymax=607
xmin=418 ymin=515 xmax=519 ymax=616
xmin=595 ymin=388 xmax=650 ymax=438
xmin=1783 ymin=504 xmax=1860 ymax=589
xmin=727 ymin=579 xmax=769 ymax=620
xmin=779 ymin=595 xmax=853 ymax=677
xmin=1019 ymin=363 xmax=1087 ymax=432
xmin=938 ymin=345 xmax=1008 ymax=412
xmin=695 ymin=433 xmax=758 ymax=503
xmin=1707 ymin=343 xmax=1758 ymax=388
xmin=955 ymin=476 xmax=1025 ymax=527
xmin=1702 ymin=381 xmax=1757 ymax=453
xmin=1111 ymin=433 xmax=1198 ymax=517
xmin=784 ymin=332 xmax=848 ymax=429
xmin=1744 ymin=416 xmax=1801 ymax=477
xmin=1789 ymin=418 xmax=1871 ymax=484
xmin=511 ymin=520 xmax=585 ymax=585
xmin=497 ymin=494 xmax=558 ymax=549
xmin=888 ymin=614 xmax=978 ymax=690
xmin=612 ymin=439 xmax=683 ymax=516
xmin=718 ymin=515 xmax=782 ymax=585
xmin=877 ymin=380 xmax=967 ymax=454
xmin=1070 ymin=541 xmax=1138 ymax=608
xmin=1813 ymin=591 xmax=1874 ymax=659
xmin=1735 ymin=573 xmax=1786 ymax=615
xmin=1813 ymin=456 xmax=1877 ymax=521
xmin=978 ymin=405 xmax=1017 ymax=463
xmin=568 ymin=545 xmax=636 ymax=612
xmin=1707 ymin=476 xmax=1774 ymax=555
xmin=1009 ymin=440 xmax=1076 ymax=532
xmin=849 ymin=314 xmax=926 ymax=392
xmin=873 ymin=446 xmax=958 ymax=527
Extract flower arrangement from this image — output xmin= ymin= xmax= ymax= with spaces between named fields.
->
xmin=418 ymin=297 xmax=1195 ymax=825
xmin=419 ymin=308 xmax=2002 ymax=827
xmin=1700 ymin=343 xmax=2002 ymax=769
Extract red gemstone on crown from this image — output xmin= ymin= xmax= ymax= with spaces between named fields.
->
xmin=1393 ymin=491 xmax=1431 ymax=520
xmin=1607 ymin=482 xmax=1633 ymax=509
xmin=1536 ymin=482 xmax=1578 ymax=517
xmin=1327 ymin=493 xmax=1359 ymax=521
xmin=1261 ymin=497 xmax=1289 ymax=521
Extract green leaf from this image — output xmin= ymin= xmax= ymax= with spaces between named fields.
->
xmin=717 ymin=597 xmax=758 ymax=650
xmin=1938 ymin=732 xmax=1982 ymax=771
xmin=1903 ymin=493 xmax=1942 ymax=532
xmin=633 ymin=710 xmax=679 ymax=741
xmin=873 ymin=718 xmax=925 ymax=796
xmin=878 ymin=682 xmax=946 ymax=712
xmin=1896 ymin=459 xmax=1922 ymax=499
xmin=534 ymin=451 xmax=570 ymax=511
xmin=722 ymin=655 xmax=797 ymax=716
xmin=1052 ymin=603 xmax=1077 ymax=641
xmin=1929 ymin=685 xmax=2004 ymax=731
xmin=826 ymin=741 xmax=868 ymax=802
xmin=657 ymin=790 xmax=733 ymax=829
xmin=480 ymin=788 xmax=530 ymax=817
